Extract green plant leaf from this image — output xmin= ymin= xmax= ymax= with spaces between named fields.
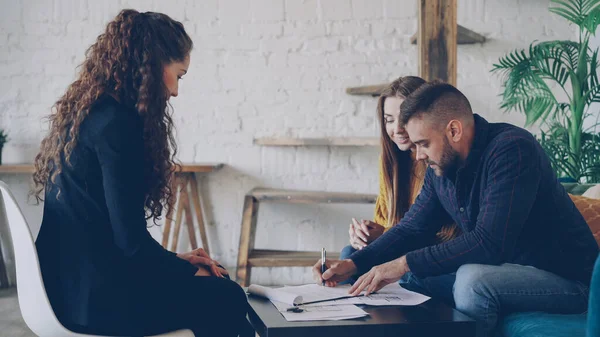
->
xmin=538 ymin=123 xmax=600 ymax=182
xmin=550 ymin=6 xmax=583 ymax=25
xmin=582 ymin=6 xmax=600 ymax=33
xmin=581 ymin=0 xmax=600 ymax=14
xmin=550 ymin=0 xmax=600 ymax=26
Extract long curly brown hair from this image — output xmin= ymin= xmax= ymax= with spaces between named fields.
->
xmin=31 ymin=9 xmax=193 ymax=224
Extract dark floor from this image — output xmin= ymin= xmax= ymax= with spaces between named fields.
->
xmin=0 ymin=287 xmax=35 ymax=337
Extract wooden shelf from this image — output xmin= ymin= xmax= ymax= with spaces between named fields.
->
xmin=345 ymin=83 xmax=389 ymax=97
xmin=254 ymin=137 xmax=379 ymax=146
xmin=410 ymin=24 xmax=485 ymax=45
xmin=178 ymin=163 xmax=224 ymax=173
xmin=0 ymin=163 xmax=224 ymax=174
xmin=0 ymin=164 xmax=35 ymax=173
xmin=249 ymin=188 xmax=377 ymax=204
xmin=248 ymin=249 xmax=341 ymax=267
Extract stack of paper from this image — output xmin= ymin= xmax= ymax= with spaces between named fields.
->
xmin=247 ymin=283 xmax=431 ymax=322
xmin=270 ymin=301 xmax=368 ymax=322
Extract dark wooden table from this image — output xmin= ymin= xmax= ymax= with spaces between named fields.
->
xmin=247 ymin=294 xmax=476 ymax=337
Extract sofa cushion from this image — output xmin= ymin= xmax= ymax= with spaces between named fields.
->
xmin=569 ymin=194 xmax=600 ymax=247
xmin=583 ymin=185 xmax=600 ymax=199
xmin=502 ymin=312 xmax=587 ymax=337
xmin=563 ymin=183 xmax=598 ymax=196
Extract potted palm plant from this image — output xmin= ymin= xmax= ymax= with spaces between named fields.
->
xmin=0 ymin=129 xmax=7 ymax=165
xmin=492 ymin=0 xmax=600 ymax=183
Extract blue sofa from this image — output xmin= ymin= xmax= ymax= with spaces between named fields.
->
xmin=502 ymin=254 xmax=599 ymax=337
xmin=501 ymin=183 xmax=599 ymax=337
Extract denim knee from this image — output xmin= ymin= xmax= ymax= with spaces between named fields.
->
xmin=453 ymin=264 xmax=493 ymax=308
xmin=339 ymin=245 xmax=357 ymax=260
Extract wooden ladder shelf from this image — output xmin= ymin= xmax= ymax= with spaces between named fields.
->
xmin=236 ymin=188 xmax=377 ymax=286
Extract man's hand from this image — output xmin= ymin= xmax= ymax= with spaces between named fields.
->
xmin=349 ymin=218 xmax=385 ymax=250
xmin=349 ymin=255 xmax=410 ymax=296
xmin=177 ymin=248 xmax=228 ymax=278
xmin=312 ymin=259 xmax=358 ymax=287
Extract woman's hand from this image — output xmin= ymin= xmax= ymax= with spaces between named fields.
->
xmin=348 ymin=219 xmax=385 ymax=250
xmin=194 ymin=266 xmax=212 ymax=277
xmin=177 ymin=248 xmax=228 ymax=278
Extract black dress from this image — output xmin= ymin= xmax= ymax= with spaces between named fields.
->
xmin=36 ymin=95 xmax=248 ymax=336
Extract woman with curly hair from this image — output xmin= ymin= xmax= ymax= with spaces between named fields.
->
xmin=32 ymin=9 xmax=249 ymax=337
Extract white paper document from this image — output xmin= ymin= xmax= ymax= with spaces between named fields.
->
xmin=248 ymin=283 xmax=430 ymax=322
xmin=249 ymin=283 xmax=430 ymax=307
xmin=248 ymin=283 xmax=363 ymax=306
xmin=247 ymin=284 xmax=303 ymax=305
xmin=270 ymin=300 xmax=368 ymax=322
xmin=303 ymin=283 xmax=431 ymax=307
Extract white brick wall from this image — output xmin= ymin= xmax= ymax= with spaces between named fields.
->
xmin=0 ymin=0 xmax=576 ymax=285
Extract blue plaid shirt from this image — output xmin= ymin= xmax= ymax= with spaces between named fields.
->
xmin=351 ymin=114 xmax=599 ymax=285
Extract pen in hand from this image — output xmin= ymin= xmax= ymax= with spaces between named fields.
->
xmin=321 ymin=248 xmax=327 ymax=286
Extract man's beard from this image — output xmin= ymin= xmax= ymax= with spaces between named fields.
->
xmin=427 ymin=136 xmax=462 ymax=177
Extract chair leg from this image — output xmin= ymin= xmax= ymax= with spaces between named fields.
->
xmin=170 ymin=183 xmax=186 ymax=252
xmin=162 ymin=176 xmax=180 ymax=249
xmin=0 ymin=243 xmax=8 ymax=288
xmin=180 ymin=178 xmax=198 ymax=250
xmin=188 ymin=174 xmax=210 ymax=255
xmin=236 ymin=195 xmax=259 ymax=287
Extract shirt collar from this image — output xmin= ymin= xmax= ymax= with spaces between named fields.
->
xmin=457 ymin=114 xmax=490 ymax=176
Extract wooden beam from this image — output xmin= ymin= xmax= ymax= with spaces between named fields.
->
xmin=418 ymin=0 xmax=457 ymax=85
xmin=254 ymin=137 xmax=379 ymax=146
xmin=410 ymin=24 xmax=485 ymax=45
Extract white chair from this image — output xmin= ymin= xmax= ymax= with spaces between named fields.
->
xmin=0 ymin=181 xmax=194 ymax=337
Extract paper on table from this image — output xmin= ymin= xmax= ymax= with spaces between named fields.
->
xmin=302 ymin=283 xmax=430 ymax=307
xmin=271 ymin=300 xmax=368 ymax=322
xmin=277 ymin=284 xmax=364 ymax=304
xmin=247 ymin=284 xmax=302 ymax=306
xmin=248 ymin=283 xmax=364 ymax=306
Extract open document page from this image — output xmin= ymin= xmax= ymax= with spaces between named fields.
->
xmin=302 ymin=283 xmax=431 ymax=307
xmin=248 ymin=283 xmax=430 ymax=307
xmin=248 ymin=283 xmax=363 ymax=305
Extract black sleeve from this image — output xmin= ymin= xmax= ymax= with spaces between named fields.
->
xmin=93 ymin=110 xmax=198 ymax=278
xmin=350 ymin=168 xmax=451 ymax=274
xmin=406 ymin=136 xmax=541 ymax=277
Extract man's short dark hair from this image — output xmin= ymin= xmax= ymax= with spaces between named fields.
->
xmin=399 ymin=81 xmax=473 ymax=126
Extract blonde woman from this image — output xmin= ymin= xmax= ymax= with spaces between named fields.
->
xmin=340 ymin=76 xmax=459 ymax=299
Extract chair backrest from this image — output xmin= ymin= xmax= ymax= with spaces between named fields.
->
xmin=0 ymin=181 xmax=80 ymax=337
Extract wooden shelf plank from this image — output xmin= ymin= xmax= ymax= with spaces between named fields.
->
xmin=0 ymin=164 xmax=35 ymax=173
xmin=410 ymin=24 xmax=485 ymax=45
xmin=249 ymin=188 xmax=377 ymax=204
xmin=254 ymin=137 xmax=379 ymax=146
xmin=178 ymin=163 xmax=224 ymax=173
xmin=0 ymin=163 xmax=224 ymax=174
xmin=248 ymin=249 xmax=341 ymax=267
xmin=345 ymin=84 xmax=389 ymax=97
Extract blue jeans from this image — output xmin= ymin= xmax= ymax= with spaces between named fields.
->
xmin=405 ymin=264 xmax=589 ymax=337
xmin=339 ymin=245 xmax=359 ymax=284
xmin=340 ymin=245 xmax=589 ymax=337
